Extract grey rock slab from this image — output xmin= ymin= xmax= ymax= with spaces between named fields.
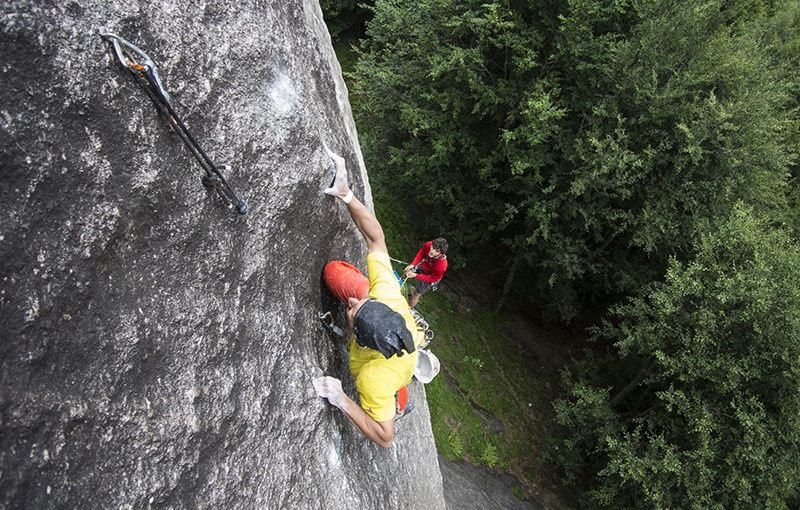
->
xmin=439 ymin=455 xmax=546 ymax=510
xmin=0 ymin=1 xmax=444 ymax=508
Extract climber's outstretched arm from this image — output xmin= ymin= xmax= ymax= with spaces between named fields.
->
xmin=313 ymin=376 xmax=394 ymax=447
xmin=338 ymin=393 xmax=394 ymax=447
xmin=343 ymin=195 xmax=387 ymax=255
xmin=323 ymin=145 xmax=387 ymax=254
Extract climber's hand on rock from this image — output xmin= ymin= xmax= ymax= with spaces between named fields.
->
xmin=323 ymin=143 xmax=345 ymax=169
xmin=322 ymin=143 xmax=352 ymax=203
xmin=313 ymin=376 xmax=346 ymax=409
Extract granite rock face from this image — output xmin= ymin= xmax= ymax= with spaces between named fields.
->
xmin=0 ymin=1 xmax=446 ymax=508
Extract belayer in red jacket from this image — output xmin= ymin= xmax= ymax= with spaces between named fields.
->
xmin=404 ymin=238 xmax=448 ymax=309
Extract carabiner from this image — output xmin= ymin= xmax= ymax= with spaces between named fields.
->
xmin=318 ymin=311 xmax=346 ymax=338
xmin=101 ymin=32 xmax=171 ymax=104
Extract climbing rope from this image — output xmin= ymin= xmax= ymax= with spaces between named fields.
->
xmin=388 ymin=257 xmax=412 ymax=297
xmin=100 ymin=32 xmax=248 ymax=215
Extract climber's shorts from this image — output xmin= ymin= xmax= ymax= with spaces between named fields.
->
xmin=413 ymin=279 xmax=438 ymax=295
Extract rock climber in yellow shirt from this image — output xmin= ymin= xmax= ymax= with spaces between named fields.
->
xmin=313 ymin=145 xmax=424 ymax=447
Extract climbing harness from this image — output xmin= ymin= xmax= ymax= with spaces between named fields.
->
xmin=410 ymin=308 xmax=434 ymax=349
xmin=100 ymin=32 xmax=248 ymax=215
xmin=390 ymin=256 xmax=442 ymax=292
xmin=415 ymin=254 xmax=445 ymax=291
xmin=318 ymin=311 xmax=346 ymax=338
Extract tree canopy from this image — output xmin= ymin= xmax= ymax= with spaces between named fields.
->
xmin=331 ymin=0 xmax=800 ymax=506
xmin=352 ymin=0 xmax=797 ymax=320
xmin=553 ymin=204 xmax=800 ymax=508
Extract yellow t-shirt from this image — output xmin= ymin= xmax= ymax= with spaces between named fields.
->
xmin=349 ymin=251 xmax=422 ymax=422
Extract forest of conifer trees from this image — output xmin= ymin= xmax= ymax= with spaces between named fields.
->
xmin=324 ymin=0 xmax=799 ymax=506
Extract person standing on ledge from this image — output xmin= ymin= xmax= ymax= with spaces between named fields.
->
xmin=314 ymin=145 xmax=424 ymax=448
xmin=404 ymin=238 xmax=448 ymax=309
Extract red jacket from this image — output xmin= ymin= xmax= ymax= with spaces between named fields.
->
xmin=411 ymin=241 xmax=447 ymax=283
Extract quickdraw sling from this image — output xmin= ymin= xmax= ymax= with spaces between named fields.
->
xmin=101 ymin=32 xmax=248 ymax=215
